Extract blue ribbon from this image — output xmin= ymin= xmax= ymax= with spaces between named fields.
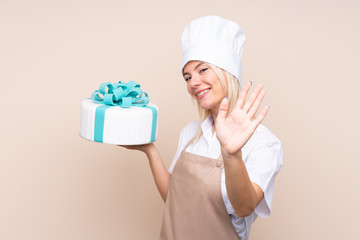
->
xmin=143 ymin=105 xmax=158 ymax=143
xmin=91 ymin=80 xmax=149 ymax=108
xmin=91 ymin=81 xmax=157 ymax=143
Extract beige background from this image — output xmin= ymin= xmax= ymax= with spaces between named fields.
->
xmin=1 ymin=0 xmax=359 ymax=239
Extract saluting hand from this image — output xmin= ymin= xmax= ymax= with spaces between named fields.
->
xmin=215 ymin=82 xmax=270 ymax=155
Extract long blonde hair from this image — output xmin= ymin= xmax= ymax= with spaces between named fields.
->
xmin=189 ymin=63 xmax=241 ymax=144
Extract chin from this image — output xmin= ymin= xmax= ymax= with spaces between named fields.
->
xmin=199 ymin=103 xmax=213 ymax=111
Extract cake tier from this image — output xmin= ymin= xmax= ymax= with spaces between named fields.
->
xmin=80 ymin=99 xmax=158 ymax=145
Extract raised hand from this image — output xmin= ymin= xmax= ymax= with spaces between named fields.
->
xmin=215 ymin=82 xmax=270 ymax=155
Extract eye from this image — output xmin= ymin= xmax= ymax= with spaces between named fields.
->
xmin=184 ymin=76 xmax=191 ymax=82
xmin=200 ymin=68 xmax=208 ymax=73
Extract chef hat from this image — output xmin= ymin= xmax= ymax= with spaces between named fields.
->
xmin=181 ymin=15 xmax=246 ymax=87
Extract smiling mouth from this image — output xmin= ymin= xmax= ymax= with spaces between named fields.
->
xmin=196 ymin=89 xmax=210 ymax=99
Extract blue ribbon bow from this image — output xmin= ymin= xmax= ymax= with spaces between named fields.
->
xmin=90 ymin=81 xmax=157 ymax=143
xmin=91 ymin=80 xmax=149 ymax=108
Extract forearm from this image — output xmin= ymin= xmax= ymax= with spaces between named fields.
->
xmin=221 ymin=147 xmax=262 ymax=217
xmin=145 ymin=144 xmax=170 ymax=202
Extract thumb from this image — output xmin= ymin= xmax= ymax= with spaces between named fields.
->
xmin=217 ymin=97 xmax=229 ymax=121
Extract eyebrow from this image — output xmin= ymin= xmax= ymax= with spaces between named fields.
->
xmin=183 ymin=62 xmax=206 ymax=76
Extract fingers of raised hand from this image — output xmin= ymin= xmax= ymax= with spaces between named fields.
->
xmin=250 ymin=105 xmax=270 ymax=129
xmin=243 ymin=84 xmax=264 ymax=113
xmin=218 ymin=97 xmax=230 ymax=121
xmin=235 ymin=81 xmax=252 ymax=109
xmin=248 ymin=89 xmax=266 ymax=119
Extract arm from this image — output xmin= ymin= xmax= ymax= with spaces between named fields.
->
xmin=215 ymin=82 xmax=269 ymax=217
xmin=121 ymin=143 xmax=170 ymax=202
xmin=221 ymin=147 xmax=264 ymax=217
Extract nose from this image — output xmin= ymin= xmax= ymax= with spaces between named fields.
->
xmin=189 ymin=75 xmax=201 ymax=88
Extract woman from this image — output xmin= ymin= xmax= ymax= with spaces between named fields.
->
xmin=125 ymin=16 xmax=283 ymax=240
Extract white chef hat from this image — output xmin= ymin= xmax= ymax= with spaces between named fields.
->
xmin=181 ymin=15 xmax=246 ymax=87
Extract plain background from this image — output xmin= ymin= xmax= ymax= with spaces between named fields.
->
xmin=1 ymin=0 xmax=359 ymax=239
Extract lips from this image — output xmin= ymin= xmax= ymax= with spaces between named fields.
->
xmin=195 ymin=88 xmax=210 ymax=100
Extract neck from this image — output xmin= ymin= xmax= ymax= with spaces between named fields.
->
xmin=210 ymin=109 xmax=218 ymax=135
xmin=211 ymin=105 xmax=220 ymax=121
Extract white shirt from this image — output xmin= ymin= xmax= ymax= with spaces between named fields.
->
xmin=168 ymin=115 xmax=283 ymax=240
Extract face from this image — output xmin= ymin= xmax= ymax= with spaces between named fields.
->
xmin=183 ymin=61 xmax=226 ymax=114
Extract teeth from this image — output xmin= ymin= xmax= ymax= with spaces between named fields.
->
xmin=197 ymin=89 xmax=209 ymax=97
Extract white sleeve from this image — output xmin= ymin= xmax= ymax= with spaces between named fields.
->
xmin=168 ymin=121 xmax=200 ymax=174
xmin=246 ymin=132 xmax=284 ymax=218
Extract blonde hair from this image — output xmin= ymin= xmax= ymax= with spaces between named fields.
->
xmin=189 ymin=63 xmax=241 ymax=144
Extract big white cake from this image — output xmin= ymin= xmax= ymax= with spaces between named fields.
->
xmin=80 ymin=81 xmax=158 ymax=145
